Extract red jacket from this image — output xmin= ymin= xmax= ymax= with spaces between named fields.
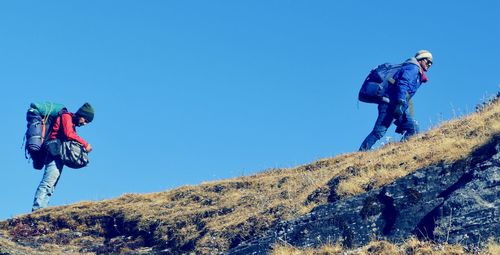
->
xmin=49 ymin=112 xmax=89 ymax=148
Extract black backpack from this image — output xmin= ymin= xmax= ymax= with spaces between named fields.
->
xmin=358 ymin=63 xmax=403 ymax=104
xmin=24 ymin=102 xmax=67 ymax=169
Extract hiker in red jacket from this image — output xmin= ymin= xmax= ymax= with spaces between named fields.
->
xmin=32 ymin=103 xmax=95 ymax=211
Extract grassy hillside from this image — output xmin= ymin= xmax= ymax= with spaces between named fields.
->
xmin=1 ymin=95 xmax=499 ymax=254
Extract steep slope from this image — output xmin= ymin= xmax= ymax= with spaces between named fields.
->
xmin=1 ymin=94 xmax=499 ymax=255
xmin=229 ymin=134 xmax=500 ymax=254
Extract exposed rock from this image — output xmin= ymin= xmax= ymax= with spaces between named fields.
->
xmin=228 ymin=136 xmax=500 ymax=254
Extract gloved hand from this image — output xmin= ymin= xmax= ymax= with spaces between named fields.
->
xmin=393 ymin=100 xmax=405 ymax=118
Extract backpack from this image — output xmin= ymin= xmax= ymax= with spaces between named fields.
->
xmin=60 ymin=140 xmax=90 ymax=169
xmin=358 ymin=63 xmax=403 ymax=104
xmin=25 ymin=102 xmax=67 ymax=169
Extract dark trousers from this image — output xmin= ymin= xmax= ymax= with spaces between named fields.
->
xmin=359 ymin=103 xmax=418 ymax=151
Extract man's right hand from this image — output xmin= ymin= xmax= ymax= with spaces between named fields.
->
xmin=381 ymin=97 xmax=390 ymax=104
xmin=85 ymin=144 xmax=93 ymax=152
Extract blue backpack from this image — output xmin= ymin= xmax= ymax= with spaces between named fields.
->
xmin=25 ymin=102 xmax=67 ymax=169
xmin=358 ymin=63 xmax=403 ymax=104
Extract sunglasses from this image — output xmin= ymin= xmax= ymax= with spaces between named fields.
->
xmin=426 ymin=59 xmax=433 ymax=67
xmin=78 ymin=118 xmax=89 ymax=126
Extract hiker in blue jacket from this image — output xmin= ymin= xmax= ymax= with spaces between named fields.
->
xmin=359 ymin=50 xmax=433 ymax=151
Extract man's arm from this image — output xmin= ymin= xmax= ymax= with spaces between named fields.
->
xmin=60 ymin=113 xmax=89 ymax=148
xmin=394 ymin=65 xmax=419 ymax=109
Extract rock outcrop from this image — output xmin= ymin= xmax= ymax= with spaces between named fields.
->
xmin=229 ymin=135 xmax=500 ymax=254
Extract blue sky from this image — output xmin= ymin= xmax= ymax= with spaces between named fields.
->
xmin=1 ymin=1 xmax=498 ymax=220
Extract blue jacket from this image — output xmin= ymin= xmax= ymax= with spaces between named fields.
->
xmin=388 ymin=57 xmax=423 ymax=110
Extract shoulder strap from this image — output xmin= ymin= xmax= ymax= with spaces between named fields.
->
xmin=59 ymin=114 xmax=64 ymax=136
xmin=387 ymin=63 xmax=405 ymax=85
xmin=48 ymin=112 xmax=69 ymax=141
xmin=57 ymin=112 xmax=70 ymax=141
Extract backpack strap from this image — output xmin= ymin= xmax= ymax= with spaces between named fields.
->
xmin=45 ymin=111 xmax=68 ymax=142
xmin=41 ymin=103 xmax=54 ymax=127
xmin=387 ymin=64 xmax=404 ymax=85
xmin=56 ymin=112 xmax=68 ymax=141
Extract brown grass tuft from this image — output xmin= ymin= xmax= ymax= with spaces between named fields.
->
xmin=273 ymin=237 xmax=497 ymax=255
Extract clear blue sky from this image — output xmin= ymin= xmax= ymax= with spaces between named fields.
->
xmin=1 ymin=1 xmax=499 ymax=220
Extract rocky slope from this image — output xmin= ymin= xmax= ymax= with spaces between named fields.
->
xmin=229 ymin=135 xmax=500 ymax=254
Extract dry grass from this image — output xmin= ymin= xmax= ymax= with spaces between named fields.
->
xmin=486 ymin=239 xmax=500 ymax=255
xmin=0 ymin=229 xmax=93 ymax=255
xmin=271 ymin=241 xmax=343 ymax=255
xmin=334 ymin=104 xmax=500 ymax=198
xmin=272 ymin=237 xmax=497 ymax=255
xmin=1 ymin=98 xmax=499 ymax=254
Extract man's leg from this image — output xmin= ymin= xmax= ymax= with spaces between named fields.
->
xmin=359 ymin=103 xmax=394 ymax=151
xmin=400 ymin=113 xmax=419 ymax=142
xmin=32 ymin=159 xmax=63 ymax=211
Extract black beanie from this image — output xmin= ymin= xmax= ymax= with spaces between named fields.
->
xmin=76 ymin=103 xmax=95 ymax=123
